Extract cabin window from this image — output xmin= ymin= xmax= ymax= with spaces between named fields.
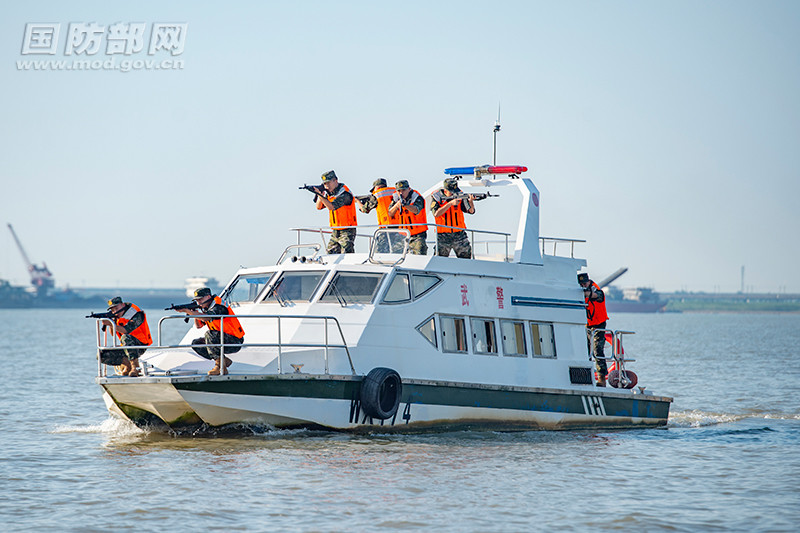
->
xmin=263 ymin=271 xmax=325 ymax=303
xmin=441 ymin=316 xmax=467 ymax=353
xmin=530 ymin=322 xmax=556 ymax=357
xmin=319 ymin=272 xmax=384 ymax=304
xmin=224 ymin=273 xmax=273 ymax=304
xmin=471 ymin=318 xmax=498 ymax=355
xmin=416 ymin=315 xmax=437 ymax=348
xmin=500 ymin=320 xmax=527 ymax=357
xmin=411 ymin=274 xmax=442 ymax=299
xmin=383 ymin=273 xmax=411 ymax=304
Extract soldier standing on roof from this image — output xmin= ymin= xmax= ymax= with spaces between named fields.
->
xmin=314 ymin=170 xmax=358 ymax=254
xmin=388 ymin=180 xmax=428 ymax=255
xmin=357 ymin=178 xmax=403 ymax=253
xmin=430 ymin=177 xmax=476 ymax=258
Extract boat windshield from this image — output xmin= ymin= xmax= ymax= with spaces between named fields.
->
xmin=263 ymin=271 xmax=325 ymax=303
xmin=382 ymin=272 xmax=443 ymax=304
xmin=319 ymin=272 xmax=384 ymax=305
xmin=223 ymin=273 xmax=274 ymax=304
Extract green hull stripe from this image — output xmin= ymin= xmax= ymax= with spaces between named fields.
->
xmin=175 ymin=378 xmax=669 ymax=420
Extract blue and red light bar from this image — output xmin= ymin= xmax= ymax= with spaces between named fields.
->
xmin=444 ymin=165 xmax=528 ymax=176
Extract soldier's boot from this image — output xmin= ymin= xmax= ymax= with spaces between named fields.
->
xmin=127 ymin=358 xmax=140 ymax=377
xmin=208 ymin=356 xmax=232 ymax=376
xmin=117 ymin=357 xmax=132 ymax=376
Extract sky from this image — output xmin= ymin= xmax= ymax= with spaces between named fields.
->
xmin=1 ymin=1 xmax=799 ymax=293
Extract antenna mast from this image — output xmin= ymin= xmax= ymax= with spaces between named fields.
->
xmin=492 ymin=104 xmax=501 ymax=165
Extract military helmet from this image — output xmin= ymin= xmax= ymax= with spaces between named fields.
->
xmin=443 ymin=177 xmax=459 ymax=191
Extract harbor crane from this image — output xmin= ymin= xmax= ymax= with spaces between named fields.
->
xmin=7 ymin=223 xmax=54 ymax=297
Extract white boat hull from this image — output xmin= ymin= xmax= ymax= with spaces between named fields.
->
xmin=98 ymin=374 xmax=671 ymax=432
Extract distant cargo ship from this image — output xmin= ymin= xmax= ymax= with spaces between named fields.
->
xmin=0 ymin=278 xmax=105 ymax=309
xmin=605 ymin=286 xmax=666 ymax=313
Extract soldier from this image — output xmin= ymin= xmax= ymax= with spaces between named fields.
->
xmin=430 ymin=177 xmax=475 ymax=258
xmin=578 ymin=272 xmax=609 ymax=386
xmin=357 ymin=178 xmax=403 ymax=253
xmin=314 ymin=170 xmax=358 ymax=254
xmin=101 ymin=296 xmax=152 ymax=377
xmin=177 ymin=287 xmax=245 ymax=376
xmin=388 ymin=180 xmax=428 ymax=255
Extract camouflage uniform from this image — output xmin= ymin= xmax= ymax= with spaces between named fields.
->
xmin=436 ymin=230 xmax=471 ymax=259
xmin=100 ymin=307 xmax=148 ymax=365
xmin=360 ymin=187 xmax=405 ymax=253
xmin=191 ymin=299 xmax=244 ymax=359
xmin=430 ymin=190 xmax=473 ymax=258
xmin=359 ymin=194 xmax=379 ymax=213
xmin=320 ymin=182 xmax=356 ymax=254
xmin=327 ymin=228 xmax=357 ymax=254
xmin=393 ymin=189 xmax=428 ymax=255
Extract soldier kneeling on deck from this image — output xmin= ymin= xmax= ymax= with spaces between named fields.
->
xmin=179 ymin=287 xmax=245 ymax=376
xmin=101 ymin=296 xmax=152 ymax=377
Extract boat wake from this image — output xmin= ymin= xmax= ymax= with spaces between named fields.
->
xmin=51 ymin=416 xmax=147 ymax=437
xmin=669 ymin=409 xmax=800 ymax=428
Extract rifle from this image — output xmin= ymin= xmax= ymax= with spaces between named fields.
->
xmin=164 ymin=301 xmax=200 ymax=312
xmin=355 ymin=194 xmax=372 ymax=203
xmin=85 ymin=311 xmax=116 ymax=331
xmin=85 ymin=311 xmax=115 ymax=319
xmin=451 ymin=192 xmax=499 ymax=202
xmin=299 ymin=184 xmax=323 ymax=195
xmin=165 ymin=301 xmax=200 ymax=323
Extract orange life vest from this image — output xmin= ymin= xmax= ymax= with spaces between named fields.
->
xmin=318 ymin=184 xmax=357 ymax=229
xmin=585 ymin=282 xmax=609 ymax=327
xmin=116 ymin=303 xmax=152 ymax=345
xmin=373 ymin=186 xmax=400 ymax=226
xmin=205 ymin=296 xmax=245 ymax=338
xmin=397 ymin=190 xmax=428 ymax=236
xmin=433 ymin=190 xmax=467 ymax=233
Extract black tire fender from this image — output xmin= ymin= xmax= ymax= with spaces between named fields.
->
xmin=359 ymin=367 xmax=402 ymax=420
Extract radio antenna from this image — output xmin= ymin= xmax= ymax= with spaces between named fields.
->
xmin=492 ymin=103 xmax=501 ymax=165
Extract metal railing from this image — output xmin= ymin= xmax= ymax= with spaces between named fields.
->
xmin=289 ymin=224 xmax=511 ymax=263
xmin=587 ymin=328 xmax=637 ymax=388
xmin=540 ymin=236 xmax=585 ymax=258
xmin=93 ymin=314 xmax=355 ymax=378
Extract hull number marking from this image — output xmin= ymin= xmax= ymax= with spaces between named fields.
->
xmin=581 ymin=396 xmax=606 ymax=416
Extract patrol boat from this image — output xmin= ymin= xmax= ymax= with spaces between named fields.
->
xmin=93 ymin=165 xmax=672 ymax=432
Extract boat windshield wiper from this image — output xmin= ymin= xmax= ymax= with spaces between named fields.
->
xmin=329 ymin=279 xmax=347 ymax=307
xmin=268 ymin=278 xmax=292 ymax=307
